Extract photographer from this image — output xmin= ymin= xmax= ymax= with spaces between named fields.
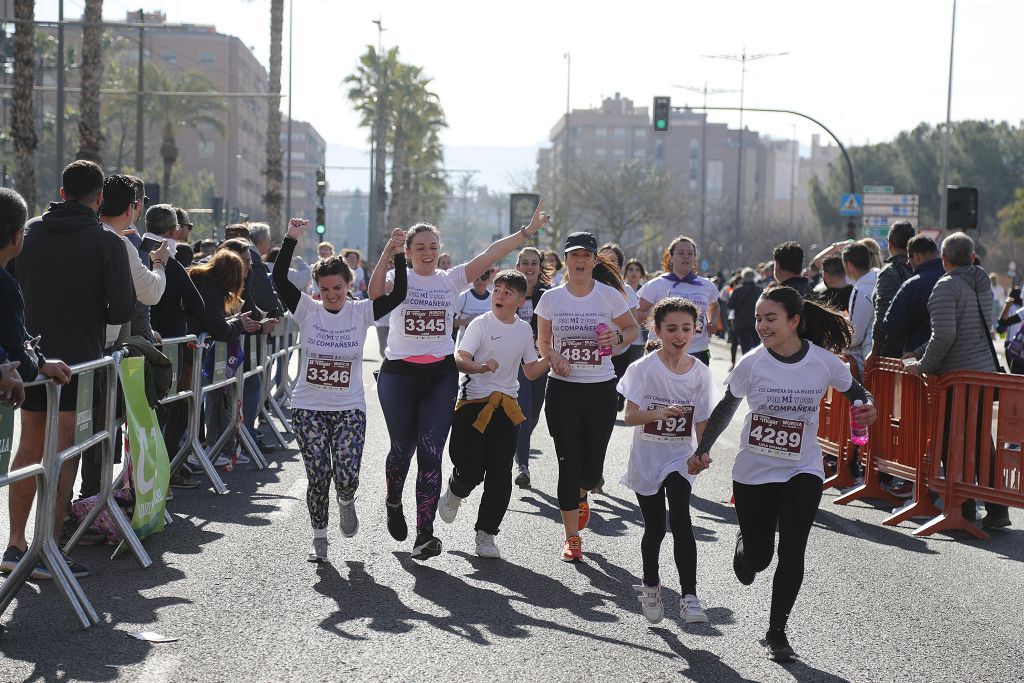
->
xmin=996 ymin=285 xmax=1023 ymax=375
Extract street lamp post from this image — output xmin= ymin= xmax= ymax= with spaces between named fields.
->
xmin=939 ymin=0 xmax=957 ymax=232
xmin=704 ymin=47 xmax=787 ymax=267
xmin=285 ymin=0 xmax=293 ymax=222
xmin=673 ymin=82 xmax=736 ymax=249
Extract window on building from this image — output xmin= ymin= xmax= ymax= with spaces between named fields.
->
xmin=634 ymin=128 xmax=647 ymax=139
xmin=633 ymin=148 xmax=647 ymax=160
xmin=707 ymin=160 xmax=724 ymax=199
xmin=594 ymin=148 xmax=607 ymax=158
xmin=613 ymin=148 xmax=626 ymax=158
xmin=689 ymin=179 xmax=698 ymax=192
xmin=689 ymin=157 xmax=698 ymax=180
xmin=198 ymin=140 xmax=215 ymax=160
xmin=200 ymin=52 xmax=215 ymax=65
xmin=595 ymin=127 xmax=607 ymax=138
xmin=162 ymin=50 xmax=177 ymax=64
xmin=614 ymin=127 xmax=627 ymax=138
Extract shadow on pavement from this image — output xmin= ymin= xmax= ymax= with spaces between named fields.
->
xmin=813 ymin=509 xmax=939 ymax=555
xmin=649 ymin=627 xmax=754 ymax=681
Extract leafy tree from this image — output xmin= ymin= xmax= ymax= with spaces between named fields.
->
xmin=263 ymin=0 xmax=284 ymax=237
xmin=998 ymin=188 xmax=1024 ymax=241
xmin=76 ymin=0 xmax=104 ymax=165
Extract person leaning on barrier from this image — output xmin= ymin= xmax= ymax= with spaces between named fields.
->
xmin=882 ymin=235 xmax=944 ymax=357
xmin=3 ymin=160 xmax=132 ymax=580
xmin=870 ymin=221 xmax=917 ymax=358
xmin=841 ymin=242 xmax=877 ymax=375
xmin=903 ymin=232 xmax=1011 ymax=530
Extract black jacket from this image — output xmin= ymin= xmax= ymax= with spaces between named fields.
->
xmin=16 ymin=201 xmax=134 ymax=365
xmin=780 ymin=276 xmax=813 ymax=299
xmin=727 ymin=281 xmax=762 ymax=330
xmin=151 ymin=257 xmax=205 ymax=339
xmin=0 ymin=267 xmax=43 ymax=381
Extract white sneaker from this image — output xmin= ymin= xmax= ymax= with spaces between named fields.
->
xmin=475 ymin=530 xmax=501 ymax=559
xmin=213 ymin=455 xmax=231 ymax=467
xmin=437 ymin=483 xmax=463 ymax=524
xmin=635 ymin=584 xmax=664 ymax=624
xmin=680 ymin=594 xmax=709 ymax=624
xmin=338 ymin=498 xmax=359 ymax=538
xmin=307 ymin=536 xmax=328 ymax=563
xmin=234 ymin=452 xmax=251 ymax=465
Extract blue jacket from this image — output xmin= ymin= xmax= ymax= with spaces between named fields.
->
xmin=883 ymin=258 xmax=945 ymax=354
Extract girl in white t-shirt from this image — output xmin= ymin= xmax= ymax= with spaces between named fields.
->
xmin=535 ymin=231 xmax=640 ymax=563
xmin=690 ymin=285 xmax=877 ymax=662
xmin=272 ymin=219 xmax=407 ymax=563
xmin=620 ymin=297 xmax=714 ymax=626
xmin=369 ymin=202 xmax=550 ymax=560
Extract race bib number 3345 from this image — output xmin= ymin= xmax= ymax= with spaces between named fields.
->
xmin=747 ymin=412 xmax=804 ymax=460
xmin=404 ymin=309 xmax=447 ymax=339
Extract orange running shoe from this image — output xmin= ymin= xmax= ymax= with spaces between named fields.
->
xmin=578 ymin=500 xmax=591 ymax=530
xmin=561 ymin=535 xmax=583 ymax=562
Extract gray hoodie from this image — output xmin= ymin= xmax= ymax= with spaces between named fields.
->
xmin=916 ymin=264 xmax=999 ymax=375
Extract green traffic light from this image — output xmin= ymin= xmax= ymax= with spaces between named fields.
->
xmin=316 ymin=224 xmax=326 ymax=235
xmin=656 ymin=119 xmax=667 ymax=130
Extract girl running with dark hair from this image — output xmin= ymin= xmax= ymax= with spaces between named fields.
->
xmin=690 ymin=285 xmax=876 ymax=662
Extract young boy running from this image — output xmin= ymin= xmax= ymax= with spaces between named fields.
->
xmin=438 ymin=270 xmax=550 ymax=558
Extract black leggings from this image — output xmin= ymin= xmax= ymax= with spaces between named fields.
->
xmin=635 ymin=472 xmax=697 ymax=595
xmin=544 ymin=377 xmax=617 ymax=511
xmin=732 ymin=472 xmax=822 ymax=631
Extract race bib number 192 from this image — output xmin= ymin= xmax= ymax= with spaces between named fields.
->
xmin=747 ymin=412 xmax=804 ymax=460
xmin=404 ymin=309 xmax=447 ymax=340
xmin=642 ymin=403 xmax=694 ymax=443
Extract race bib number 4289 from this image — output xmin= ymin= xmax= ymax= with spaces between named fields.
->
xmin=747 ymin=412 xmax=804 ymax=460
xmin=642 ymin=403 xmax=694 ymax=443
xmin=559 ymin=338 xmax=601 ymax=367
xmin=404 ymin=309 xmax=447 ymax=339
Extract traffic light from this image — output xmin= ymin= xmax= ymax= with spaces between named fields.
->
xmin=315 ymin=205 xmax=326 ymax=235
xmin=653 ymin=96 xmax=671 ymax=132
xmin=316 ymin=166 xmax=327 ymax=201
xmin=947 ymin=185 xmax=978 ymax=231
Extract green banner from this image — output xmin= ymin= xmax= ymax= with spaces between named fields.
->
xmin=0 ymin=405 xmax=14 ymax=475
xmin=74 ymin=370 xmax=94 ymax=446
xmin=116 ymin=357 xmax=169 ymax=553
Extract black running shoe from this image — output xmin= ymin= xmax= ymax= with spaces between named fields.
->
xmin=765 ymin=629 xmax=797 ymax=662
xmin=386 ymin=502 xmax=408 ymax=542
xmin=733 ymin=530 xmax=755 ymax=586
xmin=411 ymin=532 xmax=442 ymax=560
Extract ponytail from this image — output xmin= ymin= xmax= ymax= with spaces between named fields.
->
xmin=759 ymin=285 xmax=852 ymax=355
xmin=593 ymin=252 xmax=625 ymax=295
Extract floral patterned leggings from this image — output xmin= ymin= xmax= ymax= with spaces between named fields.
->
xmin=292 ymin=408 xmax=367 ymax=530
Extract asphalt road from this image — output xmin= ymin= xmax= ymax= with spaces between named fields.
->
xmin=1 ymin=337 xmax=1022 ymax=682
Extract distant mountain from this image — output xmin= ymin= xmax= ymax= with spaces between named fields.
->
xmin=325 ymin=142 xmax=542 ymax=194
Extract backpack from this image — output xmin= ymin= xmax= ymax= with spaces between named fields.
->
xmin=121 ymin=335 xmax=173 ymax=408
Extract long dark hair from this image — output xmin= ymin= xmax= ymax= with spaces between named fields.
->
xmin=517 ymin=246 xmax=553 ymax=287
xmin=759 ymin=285 xmax=852 ymax=354
xmin=593 ymin=252 xmax=626 ymax=295
xmin=189 ymin=250 xmax=245 ymax=313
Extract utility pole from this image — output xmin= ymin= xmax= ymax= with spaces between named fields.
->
xmin=704 ymin=47 xmax=787 ymax=267
xmin=563 ymin=53 xmax=571 ymax=193
xmin=134 ymin=8 xmax=145 ymax=173
xmin=673 ymin=82 xmax=735 ymax=249
xmin=368 ymin=16 xmax=386 ymax=255
xmin=285 ymin=0 xmax=293 ymax=221
xmin=56 ymin=0 xmax=64 ymax=182
xmin=939 ymin=0 xmax=957 ymax=232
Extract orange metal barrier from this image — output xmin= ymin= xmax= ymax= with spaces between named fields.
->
xmin=913 ymin=371 xmax=1024 ymax=539
xmin=819 ymin=355 xmax=859 ymax=491
xmin=833 ymin=357 xmax=941 ymax=523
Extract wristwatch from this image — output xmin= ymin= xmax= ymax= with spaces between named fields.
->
xmin=615 ymin=330 xmax=624 ymax=345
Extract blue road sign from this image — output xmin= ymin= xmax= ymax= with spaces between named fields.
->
xmin=839 ymin=193 xmax=863 ymax=216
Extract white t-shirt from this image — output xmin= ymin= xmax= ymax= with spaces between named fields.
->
xmin=534 ymin=281 xmax=630 ymax=383
xmin=628 ymin=283 xmax=646 ymax=347
xmin=637 ymin=274 xmax=721 ymax=353
xmin=725 ymin=343 xmax=854 ymax=485
xmin=291 ymin=294 xmax=375 ymax=412
xmin=617 ymin=352 xmax=715 ymax=495
xmin=350 ymin=266 xmax=366 ymax=299
xmin=457 ymin=312 xmax=537 ymax=400
xmin=613 ymin=284 xmax=640 ymax=357
xmin=455 ymin=287 xmax=493 ymax=345
xmin=385 ymin=265 xmax=470 ymax=359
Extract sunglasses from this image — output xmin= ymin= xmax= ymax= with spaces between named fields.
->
xmin=181 ymin=223 xmax=194 ymax=229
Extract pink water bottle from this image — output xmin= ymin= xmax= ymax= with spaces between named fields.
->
xmin=850 ymin=400 xmax=869 ymax=446
xmin=595 ymin=323 xmax=613 ymax=357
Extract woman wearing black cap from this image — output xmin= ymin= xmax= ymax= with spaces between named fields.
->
xmin=535 ymin=232 xmax=640 ymax=562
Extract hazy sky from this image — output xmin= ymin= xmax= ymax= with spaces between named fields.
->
xmin=36 ymin=0 xmax=1024 ymax=176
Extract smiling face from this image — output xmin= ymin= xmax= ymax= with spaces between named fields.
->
xmin=564 ymin=249 xmax=596 ymax=283
xmin=670 ymin=241 xmax=697 ymax=277
xmin=317 ymin=273 xmax=349 ymax=311
xmin=655 ymin=310 xmax=697 ymax=357
xmin=755 ymin=298 xmax=800 ymax=351
xmin=406 ymin=230 xmax=441 ymax=275
xmin=517 ymin=252 xmax=541 ymax=284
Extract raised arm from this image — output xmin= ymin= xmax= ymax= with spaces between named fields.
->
xmin=464 ymin=200 xmax=550 ymax=282
xmin=371 ymin=229 xmax=408 ymax=320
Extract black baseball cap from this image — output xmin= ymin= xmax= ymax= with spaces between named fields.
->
xmin=564 ymin=232 xmax=598 ymax=254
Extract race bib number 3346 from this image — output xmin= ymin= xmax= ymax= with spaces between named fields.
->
xmin=404 ymin=309 xmax=447 ymax=339
xmin=747 ymin=412 xmax=804 ymax=460
xmin=306 ymin=357 xmax=352 ymax=391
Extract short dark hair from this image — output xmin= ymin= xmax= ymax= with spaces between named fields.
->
xmin=62 ymin=160 xmax=104 ymax=201
xmin=224 ymin=223 xmax=251 ymax=241
xmin=0 ymin=187 xmax=28 ymax=250
xmin=841 ymin=242 xmax=871 ymax=273
xmin=99 ymin=173 xmax=138 ymax=216
xmin=888 ymin=220 xmax=916 ymax=250
xmin=312 ymin=255 xmax=353 ymax=284
xmin=907 ymin=234 xmax=938 ymax=258
xmin=822 ymin=255 xmax=845 ymax=277
xmin=773 ymin=241 xmax=804 ymax=275
xmin=493 ymin=269 xmax=528 ymax=296
xmin=145 ymin=204 xmax=178 ymax=235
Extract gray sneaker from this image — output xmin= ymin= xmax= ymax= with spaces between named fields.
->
xmin=438 ymin=482 xmax=463 ymax=524
xmin=338 ymin=498 xmax=359 ymax=538
xmin=475 ymin=530 xmax=501 ymax=559
xmin=307 ymin=536 xmax=329 ymax=563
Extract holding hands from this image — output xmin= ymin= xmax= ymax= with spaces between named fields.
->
xmin=687 ymin=452 xmax=713 ymax=476
xmin=548 ymin=350 xmax=571 ymax=377
xmin=386 ymin=228 xmax=406 ymax=255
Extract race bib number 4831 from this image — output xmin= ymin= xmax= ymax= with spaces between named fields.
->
xmin=642 ymin=403 xmax=694 ymax=443
xmin=560 ymin=338 xmax=601 ymax=367
xmin=404 ymin=309 xmax=447 ymax=339
xmin=747 ymin=412 xmax=804 ymax=460
xmin=306 ymin=357 xmax=352 ymax=391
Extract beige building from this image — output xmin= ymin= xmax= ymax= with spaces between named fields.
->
xmin=282 ymin=118 xmax=327 ymax=225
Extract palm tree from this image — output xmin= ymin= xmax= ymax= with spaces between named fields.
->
xmin=346 ymin=45 xmax=398 ymax=257
xmin=12 ymin=0 xmax=37 ymax=212
xmin=75 ymin=0 xmax=104 ymax=165
xmin=142 ymin=66 xmax=226 ymax=203
xmin=263 ymin=0 xmax=284 ymax=237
